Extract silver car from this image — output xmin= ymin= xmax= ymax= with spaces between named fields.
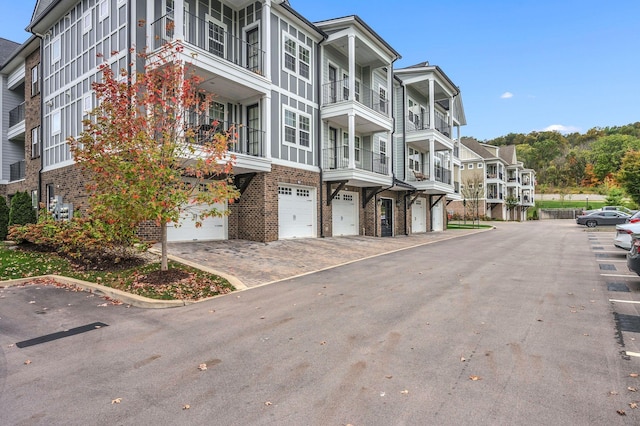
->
xmin=614 ymin=223 xmax=640 ymax=250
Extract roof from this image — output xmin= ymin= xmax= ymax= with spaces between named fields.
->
xmin=0 ymin=38 xmax=21 ymax=67
xmin=498 ymin=144 xmax=517 ymax=165
xmin=460 ymin=138 xmax=496 ymax=160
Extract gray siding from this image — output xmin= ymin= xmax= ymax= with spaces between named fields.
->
xmin=1 ymin=81 xmax=25 ymax=181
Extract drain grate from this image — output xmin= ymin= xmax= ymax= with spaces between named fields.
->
xmin=614 ymin=313 xmax=640 ymax=333
xmin=592 ymin=246 xmax=604 ymax=250
xmin=600 ymin=264 xmax=617 ymax=271
xmin=608 ymin=282 xmax=630 ymax=292
xmin=16 ymin=322 xmax=108 ymax=348
xmin=595 ymin=253 xmax=613 ymax=258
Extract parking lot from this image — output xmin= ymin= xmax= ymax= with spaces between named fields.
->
xmin=585 ymin=227 xmax=640 ymax=359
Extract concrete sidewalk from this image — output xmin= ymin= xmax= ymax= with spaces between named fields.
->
xmin=165 ymin=226 xmax=493 ymax=289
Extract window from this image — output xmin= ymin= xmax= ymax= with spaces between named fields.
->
xmin=83 ymin=11 xmax=92 ymax=33
xmin=408 ymin=147 xmax=421 ymax=172
xmin=207 ymin=18 xmax=226 ymax=58
xmin=51 ymin=37 xmax=61 ymax=63
xmin=210 ymin=101 xmax=225 ymax=124
xmin=282 ymin=35 xmax=311 ymax=80
xmin=284 ymin=110 xmax=296 ymax=144
xmin=31 ymin=126 xmax=40 ymax=158
xmin=31 ymin=65 xmax=39 ymax=96
xmin=379 ymin=86 xmax=387 ymax=113
xmin=284 ymin=39 xmax=296 ymax=72
xmin=299 ymin=115 xmax=310 ymax=147
xmin=31 ymin=190 xmax=38 ymax=209
xmin=283 ymin=108 xmax=311 ymax=149
xmin=99 ymin=0 xmax=109 ymax=21
xmin=51 ymin=110 xmax=61 ymax=135
xmin=477 ymin=163 xmax=483 ymax=169
xmin=461 ymin=164 xmax=465 ymax=170
xmin=468 ymin=163 xmax=474 ymax=169
xmin=83 ymin=94 xmax=93 ymax=115
xmin=298 ymin=46 xmax=310 ymax=79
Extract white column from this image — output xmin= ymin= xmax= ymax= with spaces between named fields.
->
xmin=264 ymin=93 xmax=271 ymax=158
xmin=428 ymin=138 xmax=435 ymax=181
xmin=386 ymin=65 xmax=392 ymax=116
xmin=348 ymin=112 xmax=356 ymax=168
xmin=148 ymin=0 xmax=155 ymax=47
xmin=428 ymin=78 xmax=435 ymax=130
xmin=348 ymin=33 xmax=355 ymax=101
xmin=263 ymin=0 xmax=271 ymax=80
xmin=174 ymin=0 xmax=185 ymax=41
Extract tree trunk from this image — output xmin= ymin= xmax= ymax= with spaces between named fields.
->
xmin=161 ymin=221 xmax=168 ymax=271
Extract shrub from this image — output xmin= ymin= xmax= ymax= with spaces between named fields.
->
xmin=8 ymin=191 xmax=36 ymax=226
xmin=0 ymin=195 xmax=8 ymax=240
xmin=8 ymin=212 xmax=145 ymax=265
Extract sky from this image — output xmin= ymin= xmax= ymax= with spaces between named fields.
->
xmin=1 ymin=0 xmax=639 ymax=141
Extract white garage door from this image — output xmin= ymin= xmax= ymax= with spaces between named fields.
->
xmin=278 ymin=185 xmax=316 ymax=239
xmin=432 ymin=199 xmax=444 ymax=231
xmin=167 ymin=203 xmax=227 ymax=242
xmin=412 ymin=198 xmax=427 ymax=233
xmin=332 ymin=191 xmax=358 ymax=236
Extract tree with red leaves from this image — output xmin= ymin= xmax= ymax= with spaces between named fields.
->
xmin=69 ymin=44 xmax=239 ymax=271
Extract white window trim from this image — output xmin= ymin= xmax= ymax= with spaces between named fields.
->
xmin=51 ymin=110 xmax=61 ymax=135
xmin=468 ymin=163 xmax=474 ymax=169
xmin=282 ymin=107 xmax=312 ymax=151
xmin=282 ymin=34 xmax=311 ymax=83
xmin=477 ymin=163 xmax=483 ymax=168
xmin=51 ymin=37 xmax=61 ymax=64
xmin=83 ymin=11 xmax=92 ymax=34
xmin=99 ymin=0 xmax=109 ymax=21
xmin=31 ymin=126 xmax=40 ymax=158
xmin=378 ymin=84 xmax=388 ymax=113
xmin=118 ymin=0 xmax=126 ymax=6
xmin=205 ymin=14 xmax=227 ymax=58
xmin=31 ymin=65 xmax=39 ymax=96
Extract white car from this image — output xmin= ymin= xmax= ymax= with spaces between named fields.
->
xmin=614 ymin=223 xmax=640 ymax=250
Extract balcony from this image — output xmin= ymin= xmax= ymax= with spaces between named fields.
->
xmin=9 ymin=102 xmax=25 ymax=127
xmin=152 ymin=13 xmax=265 ymax=76
xmin=486 ymin=172 xmax=504 ymax=181
xmin=406 ymin=167 xmax=453 ymax=194
xmin=322 ymin=146 xmax=391 ymax=187
xmin=9 ymin=160 xmax=25 ymax=182
xmin=321 ymin=79 xmax=392 ymax=134
xmin=186 ymin=118 xmax=270 ymax=174
xmin=8 ymin=102 xmax=26 ymax=140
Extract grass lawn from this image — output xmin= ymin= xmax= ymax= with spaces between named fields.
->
xmin=534 ymin=200 xmax=606 ymax=210
xmin=447 ymin=222 xmax=493 ymax=229
xmin=0 ymin=243 xmax=234 ymax=301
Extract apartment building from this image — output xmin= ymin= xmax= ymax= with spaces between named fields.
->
xmin=453 ymin=137 xmax=535 ymax=221
xmin=1 ymin=0 xmax=474 ymax=241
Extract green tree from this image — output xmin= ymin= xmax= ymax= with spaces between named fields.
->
xmin=8 ymin=191 xmax=36 ymax=226
xmin=605 ymin=187 xmax=625 ymax=206
xmin=69 ymin=43 xmax=239 ymax=271
xmin=590 ymin=134 xmax=640 ymax=181
xmin=0 ymin=195 xmax=9 ymax=240
xmin=504 ymin=195 xmax=519 ymax=221
xmin=461 ymin=172 xmax=485 ymax=220
xmin=618 ymin=151 xmax=640 ymax=206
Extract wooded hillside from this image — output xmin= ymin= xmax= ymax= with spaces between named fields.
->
xmin=466 ymin=122 xmax=640 ymax=204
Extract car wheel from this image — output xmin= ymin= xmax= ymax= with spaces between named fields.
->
xmin=586 ymin=220 xmax=597 ymax=228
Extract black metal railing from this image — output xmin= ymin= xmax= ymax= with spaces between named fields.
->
xmin=406 ymin=112 xmax=451 ymax=139
xmin=435 ymin=115 xmax=450 ymax=137
xmin=323 ymin=146 xmax=388 ymax=175
xmin=9 ymin=160 xmax=25 ymax=181
xmin=9 ymin=102 xmax=25 ymax=127
xmin=151 ymin=13 xmax=265 ymax=75
xmin=186 ymin=120 xmax=264 ymax=157
xmin=321 ymin=78 xmax=389 ymax=115
xmin=408 ymin=167 xmax=452 ymax=185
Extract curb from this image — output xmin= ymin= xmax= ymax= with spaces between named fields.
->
xmin=0 ymin=275 xmax=186 ymax=309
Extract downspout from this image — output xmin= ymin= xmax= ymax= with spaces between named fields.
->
xmin=317 ymin=33 xmax=327 ymax=237
xmin=395 ymin=74 xmax=408 ymax=235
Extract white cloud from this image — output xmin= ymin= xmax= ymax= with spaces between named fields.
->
xmin=500 ymin=91 xmax=513 ymax=99
xmin=542 ymin=124 xmax=581 ymax=134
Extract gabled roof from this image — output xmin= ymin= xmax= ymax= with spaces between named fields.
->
xmin=460 ymin=138 xmax=496 ymax=160
xmin=498 ymin=144 xmax=518 ymax=166
xmin=0 ymin=38 xmax=21 ymax=68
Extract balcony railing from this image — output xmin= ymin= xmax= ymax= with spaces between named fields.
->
xmin=9 ymin=160 xmax=25 ymax=181
xmin=487 ymin=172 xmax=504 ymax=180
xmin=321 ymin=78 xmax=389 ymax=115
xmin=323 ymin=147 xmax=388 ymax=175
xmin=405 ymin=112 xmax=451 ymax=138
xmin=186 ymin=120 xmax=264 ymax=157
xmin=488 ymin=192 xmax=504 ymax=200
xmin=9 ymin=102 xmax=25 ymax=127
xmin=409 ymin=167 xmax=452 ymax=185
xmin=152 ymin=13 xmax=265 ymax=75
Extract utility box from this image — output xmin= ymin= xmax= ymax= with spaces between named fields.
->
xmin=48 ymin=196 xmax=73 ymax=221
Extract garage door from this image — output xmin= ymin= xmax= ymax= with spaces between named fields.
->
xmin=332 ymin=191 xmax=358 ymax=236
xmin=432 ymin=199 xmax=444 ymax=231
xmin=167 ymin=203 xmax=227 ymax=242
xmin=412 ymin=198 xmax=427 ymax=233
xmin=278 ymin=185 xmax=316 ymax=239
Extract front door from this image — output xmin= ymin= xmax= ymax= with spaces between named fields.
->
xmin=381 ymin=198 xmax=393 ymax=237
xmin=245 ymin=27 xmax=259 ymax=72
